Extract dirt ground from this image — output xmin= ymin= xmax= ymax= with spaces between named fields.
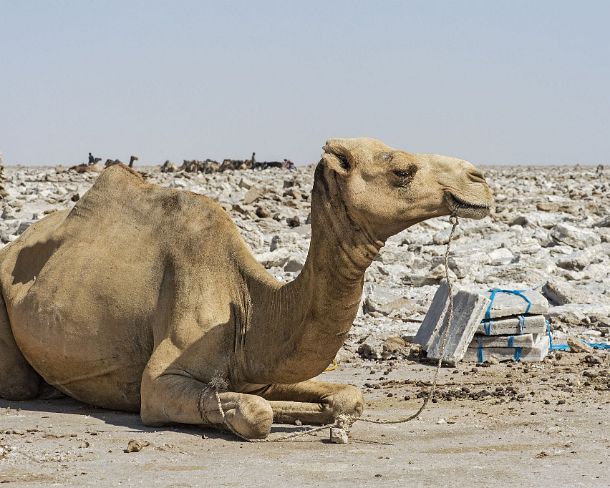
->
xmin=1 ymin=351 xmax=608 ymax=487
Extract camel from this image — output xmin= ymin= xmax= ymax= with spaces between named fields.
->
xmin=253 ymin=161 xmax=284 ymax=170
xmin=128 ymin=155 xmax=139 ymax=168
xmin=0 ymin=162 xmax=6 ymax=200
xmin=220 ymin=159 xmax=247 ymax=172
xmin=0 ymin=138 xmax=492 ymax=440
xmin=69 ymin=163 xmax=103 ymax=173
xmin=204 ymin=159 xmax=221 ymax=173
xmin=104 ymin=158 xmax=123 ymax=167
xmin=160 ymin=160 xmax=177 ymax=173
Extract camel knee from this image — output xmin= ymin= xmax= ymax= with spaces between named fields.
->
xmin=224 ymin=395 xmax=273 ymax=440
xmin=328 ymin=385 xmax=364 ymax=418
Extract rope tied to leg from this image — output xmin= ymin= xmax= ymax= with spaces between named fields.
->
xmin=201 ymin=374 xmax=343 ymax=443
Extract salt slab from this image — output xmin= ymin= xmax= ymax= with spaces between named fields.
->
xmin=414 ymin=281 xmax=490 ymax=365
xmin=463 ymin=335 xmax=550 ymax=363
xmin=477 ymin=314 xmax=547 ymax=336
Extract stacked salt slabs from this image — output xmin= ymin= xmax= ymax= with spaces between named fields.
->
xmin=462 ymin=289 xmax=550 ymax=363
xmin=413 ymin=282 xmax=550 ymax=365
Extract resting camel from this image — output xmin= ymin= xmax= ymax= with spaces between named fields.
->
xmin=0 ymin=138 xmax=492 ymax=439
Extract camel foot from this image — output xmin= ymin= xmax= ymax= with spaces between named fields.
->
xmin=221 ymin=394 xmax=273 ymax=440
xmin=199 ymin=390 xmax=273 ymax=440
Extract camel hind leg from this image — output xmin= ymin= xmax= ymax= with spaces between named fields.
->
xmin=0 ymin=291 xmax=41 ymax=400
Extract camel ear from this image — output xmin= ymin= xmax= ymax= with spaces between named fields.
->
xmin=322 ymin=138 xmax=354 ymax=176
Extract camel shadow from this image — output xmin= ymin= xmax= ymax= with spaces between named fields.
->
xmin=0 ymin=397 xmax=233 ymax=441
xmin=0 ymin=397 xmax=310 ymax=441
xmin=11 ymin=236 xmax=62 ymax=285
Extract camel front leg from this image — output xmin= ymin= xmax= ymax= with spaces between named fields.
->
xmin=140 ymin=371 xmax=273 ymax=439
xmin=261 ymin=380 xmax=364 ymax=425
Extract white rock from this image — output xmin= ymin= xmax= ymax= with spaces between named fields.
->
xmin=550 ymin=223 xmax=601 ymax=249
xmin=547 ymin=304 xmax=610 ymax=325
xmin=329 ymin=427 xmax=349 ymax=444
xmin=363 ymin=285 xmax=415 ymax=316
xmin=238 ymin=177 xmax=254 ymax=189
xmin=542 ymin=279 xmax=600 ymax=306
xmin=488 ymin=248 xmax=514 ymax=265
xmin=254 ymin=248 xmax=291 ymax=268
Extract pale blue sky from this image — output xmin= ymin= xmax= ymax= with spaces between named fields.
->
xmin=1 ymin=0 xmax=609 ymax=165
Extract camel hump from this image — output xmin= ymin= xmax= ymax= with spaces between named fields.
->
xmin=62 ymin=164 xmax=150 ymax=224
xmin=64 ymin=160 xmax=231 ymax=243
xmin=100 ymin=163 xmax=146 ymax=186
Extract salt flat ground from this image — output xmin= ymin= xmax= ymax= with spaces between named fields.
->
xmin=0 ymin=355 xmax=608 ymax=487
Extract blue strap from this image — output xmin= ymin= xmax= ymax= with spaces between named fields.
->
xmin=508 ymin=336 xmax=514 ymax=347
xmin=548 ymin=341 xmax=608 ymax=351
xmin=477 ymin=338 xmax=484 ymax=363
xmin=547 ymin=319 xmax=569 ymax=351
xmin=483 ymin=319 xmax=493 ymax=335
xmin=547 ymin=320 xmax=609 ymax=351
xmin=483 ymin=289 xmax=533 ymax=335
xmin=546 ymin=319 xmax=557 ymax=350
xmin=513 ymin=347 xmax=522 ymax=362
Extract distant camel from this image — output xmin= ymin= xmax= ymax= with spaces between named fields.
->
xmin=0 ymin=163 xmax=6 ymax=199
xmin=254 ymin=161 xmax=284 ymax=170
xmin=105 ymin=159 xmax=123 ymax=168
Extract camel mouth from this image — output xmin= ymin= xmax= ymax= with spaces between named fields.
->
xmin=445 ymin=192 xmax=491 ymax=220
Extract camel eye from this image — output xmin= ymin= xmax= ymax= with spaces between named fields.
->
xmin=392 ymin=165 xmax=417 ymax=184
xmin=393 ymin=169 xmax=411 ymax=178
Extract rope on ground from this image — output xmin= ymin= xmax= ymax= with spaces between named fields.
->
xmin=359 ymin=214 xmax=459 ymax=425
xmin=325 ymin=358 xmax=338 ymax=371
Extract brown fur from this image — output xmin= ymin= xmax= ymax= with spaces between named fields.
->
xmin=0 ymin=138 xmax=493 ymax=439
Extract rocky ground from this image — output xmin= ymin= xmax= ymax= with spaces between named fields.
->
xmin=0 ymin=164 xmax=608 ymax=486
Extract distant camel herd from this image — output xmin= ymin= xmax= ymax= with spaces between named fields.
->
xmin=74 ymin=152 xmax=295 ymax=174
xmin=163 ymin=157 xmax=295 ymax=173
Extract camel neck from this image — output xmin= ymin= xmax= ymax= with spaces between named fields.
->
xmin=239 ymin=166 xmax=384 ymax=385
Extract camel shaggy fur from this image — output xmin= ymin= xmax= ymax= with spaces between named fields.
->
xmin=0 ymin=138 xmax=493 ymax=439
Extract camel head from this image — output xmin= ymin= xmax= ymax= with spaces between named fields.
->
xmin=319 ymin=137 xmax=493 ymax=239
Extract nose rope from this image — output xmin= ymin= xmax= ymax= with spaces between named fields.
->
xmin=358 ymin=213 xmax=459 ymax=424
